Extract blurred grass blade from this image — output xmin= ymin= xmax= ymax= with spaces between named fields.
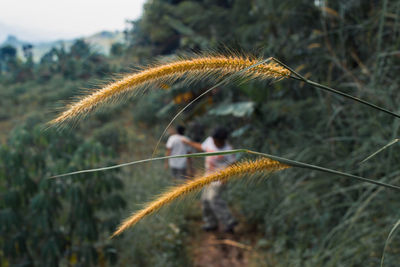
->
xmin=247 ymin=150 xmax=400 ymax=191
xmin=272 ymin=57 xmax=400 ymax=119
xmin=50 ymin=149 xmax=248 ymax=178
xmin=360 ymin=139 xmax=399 ymax=164
xmin=50 ymin=149 xmax=400 ymax=191
xmin=381 ymin=219 xmax=400 ymax=267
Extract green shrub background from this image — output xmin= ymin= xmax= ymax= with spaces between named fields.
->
xmin=1 ymin=0 xmax=400 ymax=266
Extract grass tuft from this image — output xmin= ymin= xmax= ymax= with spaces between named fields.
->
xmin=50 ymin=55 xmax=290 ymax=125
xmin=111 ymin=157 xmax=289 ymax=237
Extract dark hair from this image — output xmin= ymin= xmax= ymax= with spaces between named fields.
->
xmin=176 ymin=125 xmax=185 ymax=135
xmin=212 ymin=127 xmax=228 ymax=141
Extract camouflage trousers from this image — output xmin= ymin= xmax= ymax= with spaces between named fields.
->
xmin=201 ymin=181 xmax=236 ymax=230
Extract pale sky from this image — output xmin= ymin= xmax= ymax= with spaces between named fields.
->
xmin=0 ymin=0 xmax=147 ymax=42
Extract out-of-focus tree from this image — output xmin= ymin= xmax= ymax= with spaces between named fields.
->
xmin=0 ymin=118 xmax=126 ymax=267
xmin=110 ymin=43 xmax=125 ymax=56
xmin=0 ymin=45 xmax=18 ymax=75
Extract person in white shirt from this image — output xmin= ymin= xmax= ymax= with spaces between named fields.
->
xmin=165 ymin=125 xmax=193 ymax=180
xmin=182 ymin=127 xmax=237 ymax=233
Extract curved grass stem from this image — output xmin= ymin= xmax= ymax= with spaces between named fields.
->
xmin=50 ymin=149 xmax=400 ymax=192
xmin=271 ymin=57 xmax=400 ymax=119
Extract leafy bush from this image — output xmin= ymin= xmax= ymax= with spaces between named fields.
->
xmin=92 ymin=123 xmax=128 ymax=152
xmin=0 ymin=120 xmax=125 ymax=266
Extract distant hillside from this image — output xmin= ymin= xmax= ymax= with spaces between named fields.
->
xmin=0 ymin=21 xmax=44 ymax=44
xmin=1 ymin=31 xmax=125 ymax=62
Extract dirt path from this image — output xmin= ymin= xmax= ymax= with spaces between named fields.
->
xmin=187 ymin=219 xmax=264 ymax=267
xmin=120 ymin=124 xmax=269 ymax=266
xmin=191 ymin=232 xmax=250 ymax=267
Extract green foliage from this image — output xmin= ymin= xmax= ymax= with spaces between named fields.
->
xmin=1 ymin=0 xmax=400 ymax=265
xmin=117 ymin=163 xmax=191 ymax=266
xmin=0 ymin=45 xmax=17 ymax=60
xmin=92 ymin=123 xmax=128 ymax=152
xmin=0 ymin=118 xmax=125 ymax=266
xmin=110 ymin=42 xmax=125 ymax=56
xmin=122 ymin=0 xmax=400 ymax=265
xmin=132 ymin=90 xmax=174 ymax=124
xmin=0 ymin=39 xmax=110 ymax=84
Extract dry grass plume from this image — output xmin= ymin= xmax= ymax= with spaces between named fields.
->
xmin=111 ymin=157 xmax=290 ymax=237
xmin=50 ymin=55 xmax=290 ymax=125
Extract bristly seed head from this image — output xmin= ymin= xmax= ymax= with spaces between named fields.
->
xmin=50 ymin=55 xmax=290 ymax=125
xmin=111 ymin=157 xmax=290 ymax=237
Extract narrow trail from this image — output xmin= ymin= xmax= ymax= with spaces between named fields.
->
xmin=190 ymin=230 xmax=251 ymax=267
xmin=186 ymin=215 xmax=269 ymax=267
xmin=120 ymin=122 xmax=272 ymax=266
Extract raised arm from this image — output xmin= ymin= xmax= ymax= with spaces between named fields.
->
xmin=182 ymin=138 xmax=204 ymax=152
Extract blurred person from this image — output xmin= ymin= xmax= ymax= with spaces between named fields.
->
xmin=165 ymin=125 xmax=193 ymax=180
xmin=182 ymin=127 xmax=237 ymax=233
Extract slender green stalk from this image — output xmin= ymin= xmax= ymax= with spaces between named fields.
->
xmin=50 ymin=149 xmax=248 ymax=178
xmin=381 ymin=219 xmax=400 ymax=267
xmin=50 ymin=149 xmax=400 ymax=192
xmin=247 ymin=150 xmax=400 ymax=191
xmin=271 ymin=57 xmax=400 ymax=119
xmin=360 ymin=139 xmax=399 ymax=164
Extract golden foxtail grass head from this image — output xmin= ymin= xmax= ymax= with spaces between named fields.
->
xmin=111 ymin=157 xmax=289 ymax=237
xmin=50 ymin=54 xmax=290 ymax=125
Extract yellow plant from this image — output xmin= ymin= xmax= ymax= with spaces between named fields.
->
xmin=49 ymin=53 xmax=400 ymax=240
xmin=50 ymin=55 xmax=290 ymax=125
xmin=111 ymin=157 xmax=290 ymax=237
